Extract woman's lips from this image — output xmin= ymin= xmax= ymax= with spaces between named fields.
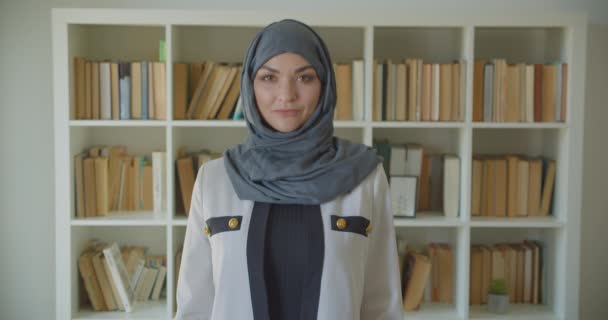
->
xmin=273 ymin=109 xmax=302 ymax=116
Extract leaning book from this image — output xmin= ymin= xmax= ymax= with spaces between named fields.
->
xmin=103 ymin=242 xmax=135 ymax=312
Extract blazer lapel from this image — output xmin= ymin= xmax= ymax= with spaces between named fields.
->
xmin=247 ymin=201 xmax=271 ymax=320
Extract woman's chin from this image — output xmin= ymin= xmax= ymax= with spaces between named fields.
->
xmin=270 ymin=121 xmax=303 ymax=133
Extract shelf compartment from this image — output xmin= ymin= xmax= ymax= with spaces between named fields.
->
xmin=472 ymin=128 xmax=566 ymax=221
xmin=68 ymin=25 xmax=166 ymax=121
xmin=474 ymin=27 xmax=567 ymax=64
xmin=72 ymin=226 xmax=168 ymax=319
xmin=69 ymin=127 xmax=168 ymax=220
xmin=374 ymin=27 xmax=467 ymax=63
xmin=470 ymin=227 xmax=562 ymax=311
xmin=395 ymin=226 xmax=464 ymax=316
xmin=69 ymin=24 xmax=165 ymax=62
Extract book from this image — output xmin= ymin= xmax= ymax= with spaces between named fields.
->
xmin=119 ymin=63 xmax=131 ymax=120
xmin=335 ymin=63 xmax=353 ymax=120
xmin=141 ymin=61 xmax=149 ymax=120
xmin=91 ymin=246 xmax=118 ymax=311
xmin=78 ymin=249 xmax=106 ymax=311
xmin=176 ymin=157 xmax=195 ymax=215
xmin=352 ymin=60 xmax=364 ymax=121
xmin=99 ymin=62 xmax=112 ymax=120
xmin=443 ymin=155 xmax=460 ymax=217
xmin=403 ymin=250 xmax=431 ymax=311
xmin=152 ymin=152 xmax=166 ymax=213
xmin=390 ymin=175 xmax=418 ymax=217
xmin=131 ymin=62 xmax=142 ymax=119
xmin=103 ymin=243 xmax=134 ymax=312
xmin=173 ymin=63 xmax=188 ymax=120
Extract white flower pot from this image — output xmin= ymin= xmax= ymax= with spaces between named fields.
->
xmin=487 ymin=293 xmax=509 ymax=314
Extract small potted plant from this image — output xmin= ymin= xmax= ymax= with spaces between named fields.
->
xmin=487 ymin=278 xmax=509 ymax=314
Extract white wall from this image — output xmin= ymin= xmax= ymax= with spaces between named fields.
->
xmin=580 ymin=24 xmax=608 ymax=320
xmin=1 ymin=1 xmax=606 ymax=319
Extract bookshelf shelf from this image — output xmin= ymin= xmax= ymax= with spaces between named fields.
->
xmin=73 ymin=299 xmax=167 ymax=320
xmin=171 ymin=120 xmax=246 ymax=127
xmin=469 ymin=304 xmax=556 ymax=320
xmin=470 ymin=216 xmax=565 ymax=228
xmin=471 ymin=122 xmax=568 ymax=129
xmin=54 ymin=9 xmax=587 ymax=320
xmin=170 ymin=120 xmax=367 ymax=128
xmin=69 ymin=120 xmax=168 ymax=127
xmin=403 ymin=303 xmax=461 ymax=320
xmin=372 ymin=121 xmax=465 ymax=129
xmin=394 ymin=212 xmax=464 ymax=227
xmin=171 ymin=217 xmax=187 ymax=226
xmin=71 ymin=211 xmax=169 ymax=226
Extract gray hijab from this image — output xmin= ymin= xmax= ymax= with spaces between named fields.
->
xmin=223 ymin=19 xmax=382 ymax=205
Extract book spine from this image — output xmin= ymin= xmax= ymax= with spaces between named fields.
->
xmin=152 ymin=152 xmax=166 ymax=212
xmin=141 ymin=61 xmax=149 ymax=120
xmin=103 ymin=247 xmax=133 ymax=312
xmin=119 ymin=63 xmax=131 ymax=120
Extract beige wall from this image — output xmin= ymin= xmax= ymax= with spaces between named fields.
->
xmin=0 ymin=1 xmax=606 ymax=319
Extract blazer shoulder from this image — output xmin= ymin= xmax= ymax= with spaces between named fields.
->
xmin=365 ymin=162 xmax=387 ymax=187
xmin=197 ymin=156 xmax=240 ymax=197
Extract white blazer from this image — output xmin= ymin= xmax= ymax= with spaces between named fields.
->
xmin=175 ymin=157 xmax=403 ymax=320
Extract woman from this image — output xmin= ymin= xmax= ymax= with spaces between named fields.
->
xmin=175 ymin=19 xmax=403 ymax=320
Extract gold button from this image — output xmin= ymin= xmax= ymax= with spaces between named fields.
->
xmin=336 ymin=218 xmax=347 ymax=230
xmin=228 ymin=218 xmax=239 ymax=229
xmin=203 ymin=226 xmax=211 ymax=235
xmin=366 ymin=224 xmax=372 ymax=235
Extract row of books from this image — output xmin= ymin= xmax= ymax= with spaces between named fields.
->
xmin=471 ymin=155 xmax=556 ymax=217
xmin=396 ymin=239 xmax=545 ymax=312
xmin=470 ymin=241 xmax=545 ymax=305
xmin=73 ymin=146 xmax=167 ymax=217
xmin=78 ymin=241 xmax=167 ymax=312
xmin=72 ymin=58 xmax=167 ymax=120
xmin=375 ymin=141 xmax=460 ymax=218
xmin=397 ymin=241 xmax=455 ymax=311
xmin=175 ymin=62 xmax=243 ymax=120
xmin=473 ymin=59 xmax=567 ymax=122
xmin=175 ymin=147 xmax=222 ymax=215
xmin=373 ymin=59 xmax=466 ymax=122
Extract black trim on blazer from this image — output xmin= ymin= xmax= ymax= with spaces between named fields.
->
xmin=247 ymin=202 xmax=325 ymax=320
xmin=330 ymin=215 xmax=371 ymax=237
xmin=205 ymin=215 xmax=243 ymax=237
xmin=247 ymin=202 xmax=271 ymax=320
xmin=298 ymin=204 xmax=324 ymax=320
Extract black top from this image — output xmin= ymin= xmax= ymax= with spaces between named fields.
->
xmin=263 ymin=203 xmax=324 ymax=320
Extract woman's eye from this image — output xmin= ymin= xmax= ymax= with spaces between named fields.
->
xmin=260 ymin=74 xmax=275 ymax=81
xmin=298 ymin=74 xmax=315 ymax=82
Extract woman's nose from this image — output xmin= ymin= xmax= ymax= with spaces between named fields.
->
xmin=277 ymin=79 xmax=297 ymax=102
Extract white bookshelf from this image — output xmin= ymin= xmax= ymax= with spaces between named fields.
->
xmin=52 ymin=9 xmax=587 ymax=320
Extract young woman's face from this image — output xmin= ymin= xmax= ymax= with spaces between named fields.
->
xmin=253 ymin=52 xmax=322 ymax=133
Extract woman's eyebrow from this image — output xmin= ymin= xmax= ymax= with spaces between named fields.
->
xmin=294 ymin=65 xmax=314 ymax=73
xmin=259 ymin=65 xmax=314 ymax=73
